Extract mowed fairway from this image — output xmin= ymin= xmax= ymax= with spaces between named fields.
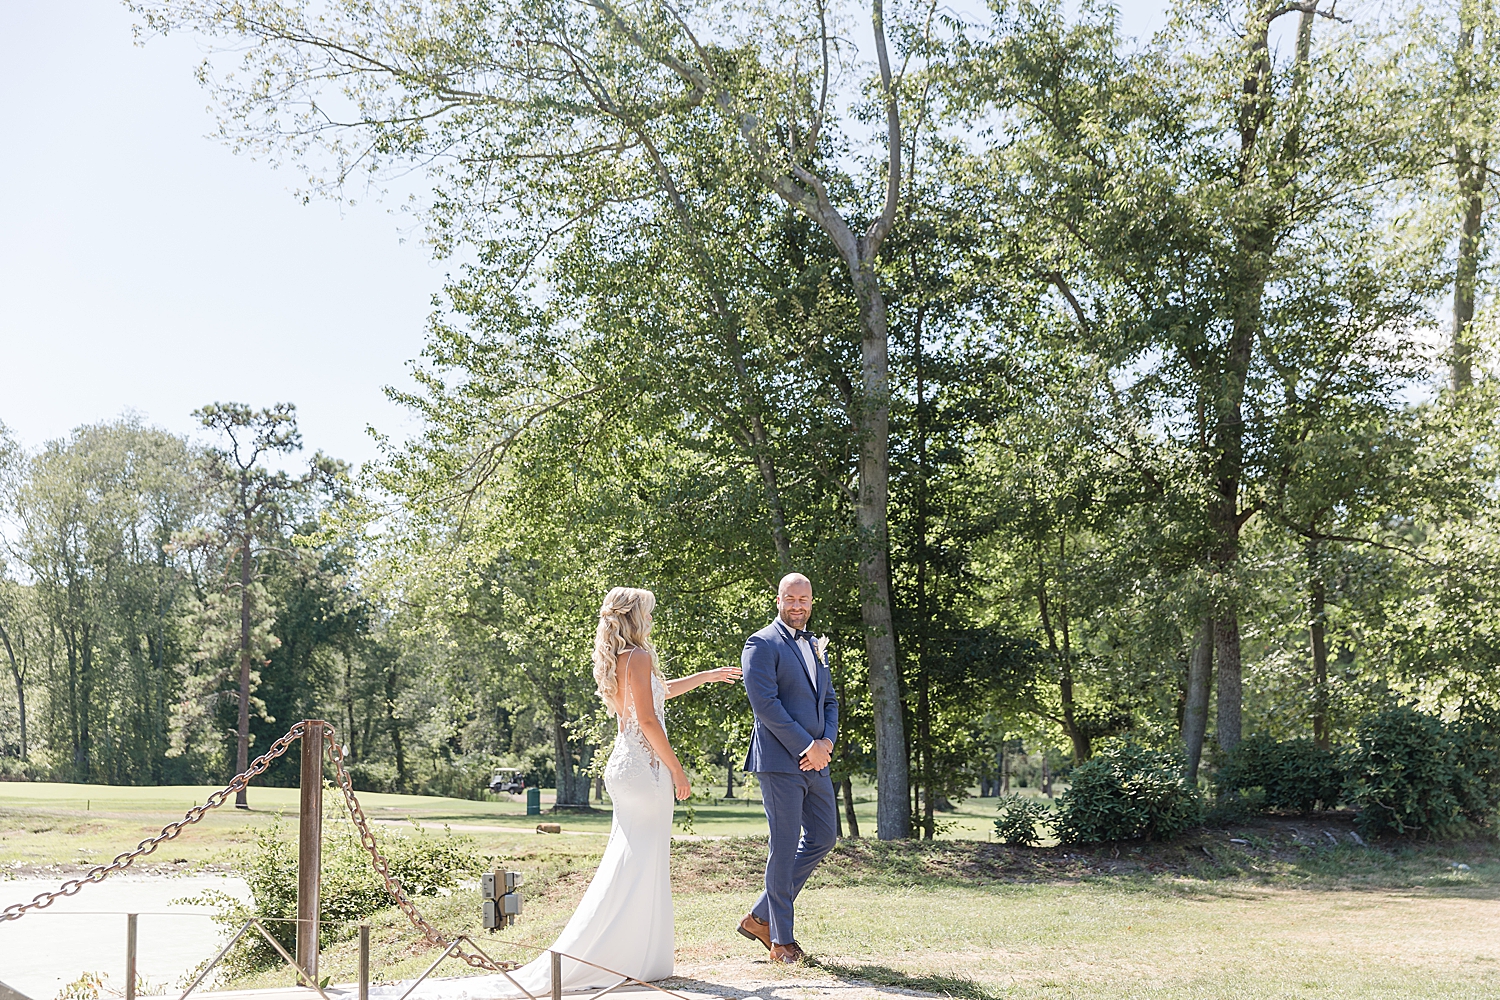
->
xmin=0 ymin=778 xmax=1006 ymax=870
xmin=5 ymin=782 xmax=1499 ymax=999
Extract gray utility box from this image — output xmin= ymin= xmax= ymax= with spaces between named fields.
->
xmin=483 ymin=869 xmax=524 ymax=929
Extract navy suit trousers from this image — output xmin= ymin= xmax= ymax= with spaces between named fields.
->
xmin=751 ymin=768 xmax=838 ymax=945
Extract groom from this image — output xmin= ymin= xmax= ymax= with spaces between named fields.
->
xmin=737 ymin=572 xmax=838 ymax=964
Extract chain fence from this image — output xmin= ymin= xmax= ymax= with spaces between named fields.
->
xmin=0 ymin=722 xmax=310 ymax=924
xmin=323 ymin=727 xmax=518 ymax=972
xmin=0 ymin=720 xmax=517 ymax=974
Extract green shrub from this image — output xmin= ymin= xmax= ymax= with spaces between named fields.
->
xmin=1216 ymin=734 xmax=1343 ymax=814
xmin=1053 ymin=743 xmax=1203 ymax=844
xmin=1342 ymin=705 xmax=1500 ymax=839
xmin=198 ymin=814 xmax=488 ymax=973
xmin=1204 ymin=785 xmax=1267 ymax=826
xmin=993 ymin=794 xmax=1050 ymax=846
xmin=1449 ymin=707 xmax=1500 ymax=825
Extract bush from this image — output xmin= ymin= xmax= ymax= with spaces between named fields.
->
xmin=1344 ymin=705 xmax=1500 ymax=838
xmin=1216 ymin=734 xmax=1343 ymax=814
xmin=1053 ymin=743 xmax=1203 ymax=844
xmin=346 ymin=760 xmax=401 ymax=794
xmin=198 ymin=815 xmax=489 ymax=973
xmin=1204 ymin=785 xmax=1267 ymax=826
xmin=1450 ymin=707 xmax=1500 ymax=825
xmin=994 ymin=794 xmax=1050 ymax=846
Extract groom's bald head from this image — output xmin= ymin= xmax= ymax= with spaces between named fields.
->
xmin=776 ymin=573 xmax=813 ymax=630
xmin=778 ymin=572 xmax=812 ymax=596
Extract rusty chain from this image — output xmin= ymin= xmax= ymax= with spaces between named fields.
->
xmin=321 ymin=726 xmax=518 ymax=973
xmin=1 ymin=719 xmax=520 ymax=974
xmin=0 ymin=722 xmax=310 ymax=923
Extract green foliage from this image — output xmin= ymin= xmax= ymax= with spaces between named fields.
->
xmin=204 ymin=815 xmax=487 ymax=971
xmin=1343 ymin=706 xmax=1500 ymax=838
xmin=1053 ymin=744 xmax=1204 ymax=844
xmin=1204 ymin=786 xmax=1269 ymax=827
xmin=993 ymin=793 xmax=1050 ymax=846
xmin=1216 ymin=735 xmax=1344 ymax=814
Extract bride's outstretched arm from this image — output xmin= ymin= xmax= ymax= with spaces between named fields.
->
xmin=622 ymin=650 xmax=692 ymax=800
xmin=665 ymin=665 xmax=742 ymax=699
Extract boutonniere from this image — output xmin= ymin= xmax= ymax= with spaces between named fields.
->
xmin=814 ymin=636 xmax=830 ymax=662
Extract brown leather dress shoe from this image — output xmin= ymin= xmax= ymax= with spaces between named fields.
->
xmin=769 ymin=941 xmax=806 ymax=964
xmin=737 ymin=912 xmax=772 ymax=950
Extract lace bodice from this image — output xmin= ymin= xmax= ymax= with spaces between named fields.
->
xmin=619 ymin=671 xmax=666 ymax=730
xmin=608 ymin=667 xmax=667 ymax=783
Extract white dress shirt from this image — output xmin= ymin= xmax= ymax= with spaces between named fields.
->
xmin=778 ymin=617 xmax=826 ymax=759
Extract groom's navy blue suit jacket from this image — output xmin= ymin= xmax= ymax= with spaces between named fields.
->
xmin=742 ymin=620 xmax=839 ymax=774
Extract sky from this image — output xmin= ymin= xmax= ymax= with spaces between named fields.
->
xmin=0 ymin=0 xmax=1171 ymax=472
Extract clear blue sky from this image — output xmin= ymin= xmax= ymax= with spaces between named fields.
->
xmin=0 ymin=0 xmax=1169 ymax=471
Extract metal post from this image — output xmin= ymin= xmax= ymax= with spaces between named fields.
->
xmin=297 ymin=719 xmax=325 ymax=984
xmin=551 ymin=950 xmax=562 ymax=1000
xmin=125 ymin=913 xmax=137 ymax=1000
xmin=358 ymin=924 xmax=370 ymax=1000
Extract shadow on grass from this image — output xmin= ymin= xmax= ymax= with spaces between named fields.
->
xmin=810 ymin=959 xmax=1002 ymax=1000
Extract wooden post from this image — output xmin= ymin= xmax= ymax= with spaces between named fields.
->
xmin=124 ymin=913 xmax=137 ymax=1000
xmin=550 ymin=950 xmax=562 ymax=1000
xmin=297 ymin=720 xmax=325 ymax=984
xmin=358 ymin=924 xmax=370 ymax=1000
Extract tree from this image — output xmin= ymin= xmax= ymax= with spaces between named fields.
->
xmin=962 ymin=0 xmax=1441 ymax=754
xmin=187 ymin=403 xmax=319 ymax=806
xmin=128 ymin=0 xmax=956 ymax=837
xmin=6 ymin=420 xmax=204 ymax=782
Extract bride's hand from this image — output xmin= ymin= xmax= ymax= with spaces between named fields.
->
xmin=672 ymin=767 xmax=692 ymax=801
xmin=704 ymin=665 xmax=742 ymax=684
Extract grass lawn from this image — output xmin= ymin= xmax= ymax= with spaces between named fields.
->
xmin=6 ymin=780 xmax=1500 ymax=998
xmin=0 ymin=776 xmax=1011 ymax=871
xmin=224 ymin=833 xmax=1500 ymax=999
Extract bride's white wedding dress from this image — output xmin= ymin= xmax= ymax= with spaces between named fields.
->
xmin=391 ymin=666 xmax=675 ymax=998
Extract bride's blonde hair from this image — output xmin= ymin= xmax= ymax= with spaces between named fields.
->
xmin=592 ymin=587 xmax=663 ymax=716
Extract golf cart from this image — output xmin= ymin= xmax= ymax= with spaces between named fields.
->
xmin=488 ymin=768 xmax=526 ymax=795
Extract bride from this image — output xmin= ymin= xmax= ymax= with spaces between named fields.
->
xmin=402 ymin=586 xmax=739 ymax=997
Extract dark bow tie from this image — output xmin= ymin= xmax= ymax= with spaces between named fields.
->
xmin=782 ymin=625 xmax=815 ymax=643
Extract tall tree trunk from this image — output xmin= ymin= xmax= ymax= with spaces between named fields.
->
xmin=1183 ymin=618 xmax=1213 ymax=781
xmin=1214 ymin=614 xmax=1243 ymax=753
xmin=550 ymin=699 xmax=591 ymax=807
xmin=0 ymin=621 xmax=26 ymax=761
xmin=842 ymin=776 xmax=860 ymax=837
xmin=1306 ymin=542 xmax=1331 ymax=748
xmin=78 ymin=622 xmax=93 ymax=781
xmin=384 ymin=664 xmax=407 ymax=792
xmin=1454 ymin=146 xmax=1485 ymax=391
xmin=913 ymin=310 xmax=933 ymax=840
xmin=235 ymin=534 xmax=252 ymax=808
xmin=1454 ymin=0 xmax=1488 ymax=390
xmin=344 ymin=655 xmax=357 ymax=762
xmin=850 ymin=269 xmax=909 ymax=840
xmin=750 ymin=440 xmax=794 ymax=572
xmin=1037 ymin=547 xmax=1090 ymax=762
xmin=1206 ymin=0 xmax=1284 ymax=756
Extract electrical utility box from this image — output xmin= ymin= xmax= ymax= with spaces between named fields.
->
xmin=482 ymin=869 xmax=524 ymax=930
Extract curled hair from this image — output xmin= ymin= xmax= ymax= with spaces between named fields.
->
xmin=592 ymin=587 xmax=662 ymax=716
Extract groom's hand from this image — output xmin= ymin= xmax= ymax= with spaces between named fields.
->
xmin=800 ymin=739 xmax=833 ymax=771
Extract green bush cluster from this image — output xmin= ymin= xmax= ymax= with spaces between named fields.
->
xmin=1343 ymin=706 xmax=1500 ymax=838
xmin=993 ymin=794 xmax=1051 ymax=846
xmin=1053 ymin=743 xmax=1203 ymax=844
xmin=202 ymin=815 xmax=489 ymax=973
xmin=1211 ymin=708 xmax=1500 ymax=839
xmin=1216 ymin=734 xmax=1343 ymax=814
